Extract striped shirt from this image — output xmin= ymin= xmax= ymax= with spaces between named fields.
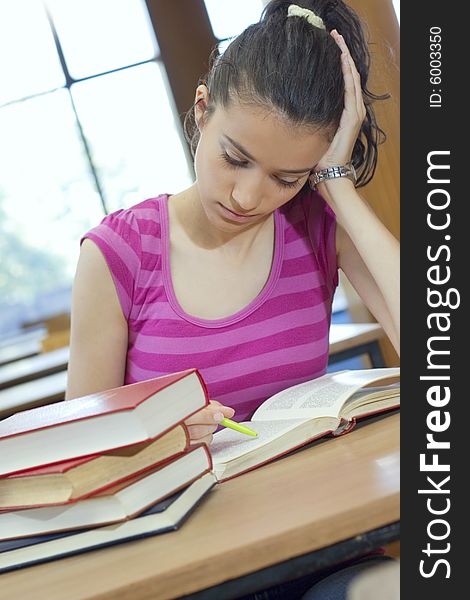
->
xmin=81 ymin=188 xmax=338 ymax=422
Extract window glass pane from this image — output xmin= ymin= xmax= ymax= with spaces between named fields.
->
xmin=71 ymin=62 xmax=193 ymax=213
xmin=0 ymin=90 xmax=103 ymax=313
xmin=0 ymin=0 xmax=65 ymax=105
xmin=393 ymin=0 xmax=400 ymax=24
xmin=46 ymin=0 xmax=158 ymax=79
xmin=204 ymin=0 xmax=265 ymax=40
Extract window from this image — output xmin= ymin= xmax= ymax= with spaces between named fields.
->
xmin=204 ymin=0 xmax=265 ymax=40
xmin=0 ymin=0 xmax=193 ymax=335
xmin=393 ymin=0 xmax=400 ymax=25
xmin=204 ymin=0 xmax=265 ymax=53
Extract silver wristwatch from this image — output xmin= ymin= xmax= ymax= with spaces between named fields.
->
xmin=309 ymin=161 xmax=357 ymax=189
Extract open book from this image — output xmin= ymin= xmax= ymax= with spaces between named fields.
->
xmin=211 ymin=368 xmax=399 ymax=481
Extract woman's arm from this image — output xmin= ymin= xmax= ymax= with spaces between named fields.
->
xmin=66 ymin=239 xmax=129 ymax=400
xmin=314 ymin=31 xmax=400 ymax=355
xmin=66 ymin=240 xmax=235 ymax=446
xmin=321 ymin=180 xmax=400 ymax=355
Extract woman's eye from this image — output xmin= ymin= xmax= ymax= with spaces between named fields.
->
xmin=276 ymin=178 xmax=301 ymax=189
xmin=219 ymin=151 xmax=302 ymax=190
xmin=220 ymin=151 xmax=247 ymax=167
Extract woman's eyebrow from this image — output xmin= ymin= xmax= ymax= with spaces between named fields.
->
xmin=222 ymin=134 xmax=314 ymax=174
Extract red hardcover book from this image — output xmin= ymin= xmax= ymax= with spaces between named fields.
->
xmin=0 ymin=445 xmax=213 ymax=541
xmin=0 ymin=425 xmax=190 ymax=510
xmin=0 ymin=369 xmax=208 ymax=477
xmin=0 ymin=473 xmax=217 ymax=575
xmin=210 ymin=368 xmax=400 ymax=482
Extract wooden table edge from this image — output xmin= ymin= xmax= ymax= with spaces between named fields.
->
xmin=329 ymin=324 xmax=385 ymax=355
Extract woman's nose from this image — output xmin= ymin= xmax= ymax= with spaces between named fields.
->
xmin=232 ymin=175 xmax=265 ymax=213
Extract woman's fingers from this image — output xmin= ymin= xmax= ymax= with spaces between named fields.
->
xmin=185 ymin=403 xmax=234 ymax=427
xmin=184 ymin=400 xmax=235 ymax=446
xmin=315 ymin=30 xmax=367 ymax=170
xmin=341 ymin=54 xmax=357 ymax=113
xmin=347 ymin=54 xmax=366 ymax=118
xmin=337 ymin=35 xmax=359 ymax=114
xmin=331 ymin=30 xmax=365 ymax=121
xmin=190 ymin=433 xmax=214 ymax=447
xmin=186 ymin=423 xmax=218 ymax=440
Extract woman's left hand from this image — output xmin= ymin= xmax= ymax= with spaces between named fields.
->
xmin=314 ymin=30 xmax=366 ymax=172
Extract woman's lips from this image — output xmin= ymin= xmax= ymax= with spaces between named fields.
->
xmin=218 ymin=203 xmax=259 ymax=222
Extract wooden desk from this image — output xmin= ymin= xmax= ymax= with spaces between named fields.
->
xmin=0 ymin=328 xmax=44 ymax=348
xmin=0 ymin=371 xmax=67 ymax=419
xmin=329 ymin=323 xmax=385 ymax=367
xmin=0 ymin=414 xmax=400 ymax=599
xmin=0 ymin=347 xmax=69 ymax=390
xmin=0 ymin=338 xmax=42 ymax=368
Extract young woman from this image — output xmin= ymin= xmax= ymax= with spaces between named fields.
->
xmin=67 ymin=2 xmax=399 ymax=597
xmin=67 ymin=0 xmax=399 ymax=443
xmin=67 ymin=0 xmax=399 ymax=449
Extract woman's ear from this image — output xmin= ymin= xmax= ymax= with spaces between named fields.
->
xmin=194 ymin=84 xmax=209 ymax=131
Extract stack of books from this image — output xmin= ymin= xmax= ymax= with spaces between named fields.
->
xmin=0 ymin=369 xmax=216 ymax=573
xmin=0 ymin=366 xmax=400 ymax=573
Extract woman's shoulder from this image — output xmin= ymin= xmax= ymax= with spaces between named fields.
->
xmin=80 ymin=195 xmax=169 ymax=316
xmin=99 ymin=194 xmax=167 ymax=240
xmin=81 ymin=193 xmax=169 ymax=269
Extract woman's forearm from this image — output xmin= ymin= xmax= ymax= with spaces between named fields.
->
xmin=319 ymin=179 xmax=400 ymax=346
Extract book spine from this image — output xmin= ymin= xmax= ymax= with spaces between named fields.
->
xmin=193 ymin=370 xmax=210 ymax=408
xmin=331 ymin=418 xmax=357 ymax=437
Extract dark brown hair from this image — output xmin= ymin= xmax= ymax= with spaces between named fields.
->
xmin=184 ymin=0 xmax=389 ymax=187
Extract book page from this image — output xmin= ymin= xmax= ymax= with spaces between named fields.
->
xmin=211 ymin=419 xmax=307 ymax=465
xmin=342 ymin=383 xmax=400 ymax=409
xmin=252 ymin=368 xmax=400 ymax=422
xmin=341 ymin=382 xmax=400 ymax=420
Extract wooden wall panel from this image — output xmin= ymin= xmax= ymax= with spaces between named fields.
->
xmin=348 ymin=0 xmax=400 ymax=238
xmin=342 ymin=0 xmax=400 ymax=366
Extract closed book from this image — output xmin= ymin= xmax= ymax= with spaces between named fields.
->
xmin=0 ymin=444 xmax=212 ymax=541
xmin=0 ymin=472 xmax=216 ymax=574
xmin=0 ymin=424 xmax=189 ymax=510
xmin=0 ymin=369 xmax=208 ymax=477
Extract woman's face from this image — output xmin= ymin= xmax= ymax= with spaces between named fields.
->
xmin=193 ymin=88 xmax=331 ymax=232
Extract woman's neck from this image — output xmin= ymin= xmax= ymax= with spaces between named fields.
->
xmin=169 ymin=184 xmax=273 ymax=259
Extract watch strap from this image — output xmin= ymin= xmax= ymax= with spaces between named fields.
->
xmin=309 ymin=161 xmax=357 ymax=189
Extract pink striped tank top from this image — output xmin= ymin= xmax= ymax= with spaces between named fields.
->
xmin=81 ymin=188 xmax=338 ymax=422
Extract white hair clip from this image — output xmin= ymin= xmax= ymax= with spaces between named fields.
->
xmin=287 ymin=4 xmax=326 ymax=30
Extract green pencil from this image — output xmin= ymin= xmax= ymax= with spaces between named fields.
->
xmin=220 ymin=418 xmax=258 ymax=437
